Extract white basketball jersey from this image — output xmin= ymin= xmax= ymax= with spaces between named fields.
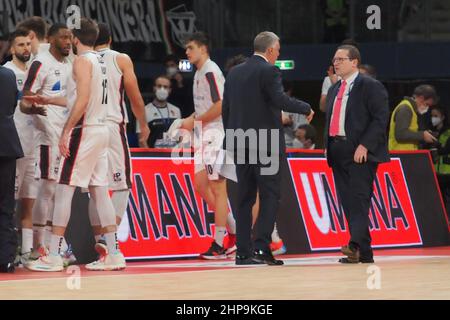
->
xmin=66 ymin=51 xmax=107 ymax=127
xmin=97 ymin=48 xmax=128 ymax=124
xmin=23 ymin=50 xmax=71 ymax=146
xmin=193 ymin=58 xmax=225 ymax=132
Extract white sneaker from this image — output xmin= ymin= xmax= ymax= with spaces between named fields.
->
xmin=25 ymin=254 xmax=64 ymax=272
xmin=85 ymin=252 xmax=126 ymax=271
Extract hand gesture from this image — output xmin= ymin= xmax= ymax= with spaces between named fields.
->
xmin=354 ymin=144 xmax=368 ymax=163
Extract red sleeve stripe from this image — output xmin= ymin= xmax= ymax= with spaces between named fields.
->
xmin=23 ymin=61 xmax=42 ymax=92
xmin=205 ymin=72 xmax=221 ymax=103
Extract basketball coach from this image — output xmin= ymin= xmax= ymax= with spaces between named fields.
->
xmin=222 ymin=31 xmax=314 ymax=266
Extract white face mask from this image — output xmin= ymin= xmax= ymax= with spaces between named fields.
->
xmin=155 ymin=87 xmax=169 ymax=101
xmin=166 ymin=67 xmax=177 ymax=77
xmin=432 ymin=116 xmax=442 ymax=127
xmin=292 ymin=139 xmax=304 ymax=149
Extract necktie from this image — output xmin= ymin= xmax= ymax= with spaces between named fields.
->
xmin=329 ymin=80 xmax=347 ymax=137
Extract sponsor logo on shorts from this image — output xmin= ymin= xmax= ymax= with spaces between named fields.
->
xmin=113 ymin=172 xmax=122 ymax=182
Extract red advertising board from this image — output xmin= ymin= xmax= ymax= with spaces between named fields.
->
xmin=119 ymin=156 xmax=218 ymax=259
xmin=287 ymin=157 xmax=423 ymax=251
xmin=120 ymin=154 xmax=426 ymax=259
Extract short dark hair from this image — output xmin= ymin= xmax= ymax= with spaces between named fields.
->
xmin=359 ymin=64 xmax=377 ymax=78
xmin=431 ymin=106 xmax=448 ymax=126
xmin=337 ymin=44 xmax=361 ymax=66
xmin=154 ymin=75 xmax=172 ymax=85
xmin=9 ymin=28 xmax=30 ymax=44
xmin=341 ymin=38 xmax=359 ymax=48
xmin=47 ymin=23 xmax=69 ymax=38
xmin=186 ymin=32 xmax=210 ymax=52
xmin=164 ymin=54 xmax=179 ymax=65
xmin=16 ymin=16 xmax=47 ymax=41
xmin=413 ymin=84 xmax=439 ymax=103
xmin=297 ymin=124 xmax=317 ymax=144
xmin=72 ymin=18 xmax=98 ymax=47
xmin=224 ymin=54 xmax=248 ymax=73
xmin=95 ymin=23 xmax=111 ymax=47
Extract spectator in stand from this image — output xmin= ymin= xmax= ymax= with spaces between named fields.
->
xmin=137 ymin=75 xmax=182 ymax=148
xmin=359 ymin=64 xmax=377 ymax=79
xmin=319 ymin=64 xmax=339 ymax=112
xmin=282 ymin=81 xmax=308 ymax=147
xmin=293 ymin=124 xmax=317 ymax=149
xmin=164 ymin=54 xmax=194 ymax=118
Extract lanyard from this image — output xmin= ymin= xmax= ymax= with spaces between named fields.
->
xmin=154 ymin=104 xmax=171 ymax=127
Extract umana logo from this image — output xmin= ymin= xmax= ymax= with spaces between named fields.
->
xmin=287 ymin=158 xmax=422 ymax=250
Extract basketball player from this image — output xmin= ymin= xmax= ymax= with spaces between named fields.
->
xmin=3 ymin=29 xmax=37 ymax=264
xmin=88 ymin=23 xmax=150 ymax=256
xmin=27 ymin=18 xmax=125 ymax=272
xmin=182 ymin=32 xmax=236 ymax=259
xmin=16 ymin=16 xmax=49 ymax=59
xmin=20 ymin=23 xmax=73 ymax=261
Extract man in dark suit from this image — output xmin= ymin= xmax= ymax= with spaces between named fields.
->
xmin=0 ymin=65 xmax=23 ymax=273
xmin=324 ymin=45 xmax=390 ymax=263
xmin=223 ymin=31 xmax=314 ymax=265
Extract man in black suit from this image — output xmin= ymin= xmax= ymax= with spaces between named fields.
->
xmin=324 ymin=45 xmax=390 ymax=263
xmin=223 ymin=31 xmax=314 ymax=265
xmin=0 ymin=65 xmax=24 ymax=273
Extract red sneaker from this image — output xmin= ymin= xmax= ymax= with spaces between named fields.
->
xmin=224 ymin=234 xmax=237 ymax=255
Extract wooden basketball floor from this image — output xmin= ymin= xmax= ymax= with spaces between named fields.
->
xmin=1 ymin=247 xmax=449 ymax=300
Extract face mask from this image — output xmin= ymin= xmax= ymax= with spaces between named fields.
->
xmin=166 ymin=67 xmax=177 ymax=77
xmin=155 ymin=87 xmax=169 ymax=101
xmin=432 ymin=116 xmax=442 ymax=127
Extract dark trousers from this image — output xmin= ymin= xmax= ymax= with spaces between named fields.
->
xmin=235 ymin=155 xmax=281 ymax=257
xmin=328 ymin=139 xmax=378 ymax=259
xmin=0 ymin=157 xmax=17 ymax=264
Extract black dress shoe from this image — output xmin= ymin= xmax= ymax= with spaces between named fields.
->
xmin=235 ymin=255 xmax=266 ymax=265
xmin=253 ymin=250 xmax=284 ymax=266
xmin=359 ymin=257 xmax=375 ymax=263
xmin=338 ymin=257 xmax=375 ymax=264
xmin=0 ymin=263 xmax=15 ymax=273
xmin=341 ymin=245 xmax=360 ymax=263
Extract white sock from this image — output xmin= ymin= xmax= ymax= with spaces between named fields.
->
xmin=226 ymin=212 xmax=236 ymax=235
xmin=21 ymin=228 xmax=33 ymax=254
xmin=61 ymin=237 xmax=69 ymax=253
xmin=44 ymin=225 xmax=52 ymax=248
xmin=33 ymin=226 xmax=45 ymax=249
xmin=50 ymin=234 xmax=64 ymax=255
xmin=111 ymin=190 xmax=130 ymax=220
xmin=214 ymin=226 xmax=227 ymax=247
xmin=271 ymin=223 xmax=282 ymax=243
xmin=104 ymin=232 xmax=119 ymax=254
xmin=94 ymin=234 xmax=102 ymax=242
